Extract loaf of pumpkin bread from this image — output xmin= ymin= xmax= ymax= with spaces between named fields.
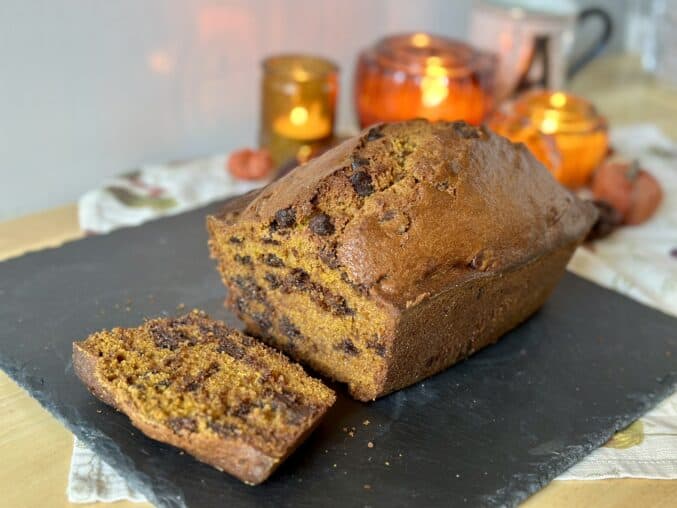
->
xmin=73 ymin=310 xmax=335 ymax=484
xmin=207 ymin=120 xmax=597 ymax=401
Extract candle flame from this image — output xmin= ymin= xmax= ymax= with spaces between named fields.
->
xmin=421 ymin=57 xmax=449 ymax=108
xmin=550 ymin=92 xmax=567 ymax=108
xmin=540 ymin=117 xmax=559 ymax=134
xmin=411 ymin=33 xmax=431 ymax=47
xmin=289 ymin=106 xmax=309 ymax=126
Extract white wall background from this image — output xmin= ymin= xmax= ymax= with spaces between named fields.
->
xmin=0 ymin=0 xmax=624 ymax=220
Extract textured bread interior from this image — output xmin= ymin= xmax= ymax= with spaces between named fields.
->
xmin=75 ymin=310 xmax=334 ymax=458
xmin=207 ymin=126 xmax=431 ymax=399
xmin=210 ymin=219 xmax=392 ymax=400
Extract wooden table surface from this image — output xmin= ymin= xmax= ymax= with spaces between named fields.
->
xmin=1 ymin=55 xmax=676 ymax=507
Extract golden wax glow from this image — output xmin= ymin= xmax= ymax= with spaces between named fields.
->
xmin=421 ymin=56 xmax=450 ymax=108
xmin=411 ymin=33 xmax=431 ymax=47
xmin=540 ymin=116 xmax=559 ymax=134
xmin=289 ymin=106 xmax=309 ymax=126
xmin=550 ymin=92 xmax=567 ymax=108
xmin=273 ymin=102 xmax=331 ymax=141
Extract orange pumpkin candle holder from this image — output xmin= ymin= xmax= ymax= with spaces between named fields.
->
xmin=354 ymin=33 xmax=497 ymax=128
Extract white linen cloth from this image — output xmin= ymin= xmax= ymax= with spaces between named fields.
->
xmin=69 ymin=125 xmax=677 ymax=503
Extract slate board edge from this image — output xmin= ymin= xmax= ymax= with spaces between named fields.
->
xmin=0 ymin=358 xmax=180 ymax=508
xmin=2 ymin=337 xmax=675 ymax=508
xmin=488 ymin=380 xmax=676 ymax=507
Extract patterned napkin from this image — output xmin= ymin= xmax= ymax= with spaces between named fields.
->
xmin=69 ymin=125 xmax=676 ymax=503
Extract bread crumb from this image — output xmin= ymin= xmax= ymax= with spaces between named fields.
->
xmin=348 ymin=431 xmax=355 ymax=437
xmin=363 ymin=419 xmax=370 ymax=426
xmin=363 ymin=484 xmax=371 ymax=490
xmin=333 ymin=463 xmax=337 ymax=468
xmin=342 ymin=426 xmax=348 ymax=432
xmin=385 ymin=461 xmax=390 ymax=466
xmin=367 ymin=441 xmax=374 ymax=448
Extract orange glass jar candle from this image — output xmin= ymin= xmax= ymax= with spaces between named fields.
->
xmin=488 ymin=110 xmax=563 ymax=178
xmin=512 ymin=90 xmax=608 ymax=188
xmin=260 ymin=55 xmax=338 ymax=166
xmin=354 ymin=33 xmax=497 ymax=128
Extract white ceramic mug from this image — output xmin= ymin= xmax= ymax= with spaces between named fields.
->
xmin=469 ymin=0 xmax=612 ymax=101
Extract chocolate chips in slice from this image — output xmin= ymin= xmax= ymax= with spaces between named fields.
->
xmin=309 ymin=213 xmax=335 ymax=236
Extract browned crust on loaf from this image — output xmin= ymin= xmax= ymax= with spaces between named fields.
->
xmin=370 ymin=241 xmax=581 ymax=400
xmin=72 ymin=338 xmax=332 ymax=485
xmin=206 ymin=120 xmax=597 ymax=401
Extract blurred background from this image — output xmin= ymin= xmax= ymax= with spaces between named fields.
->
xmin=0 ymin=0 xmax=634 ymax=220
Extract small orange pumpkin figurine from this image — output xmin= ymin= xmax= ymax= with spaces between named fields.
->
xmin=591 ymin=159 xmax=663 ymax=225
xmin=227 ymin=148 xmax=274 ymax=181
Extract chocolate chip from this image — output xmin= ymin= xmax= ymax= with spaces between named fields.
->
xmin=228 ymin=236 xmax=243 ymax=244
xmin=319 ymin=289 xmax=355 ymax=316
xmin=148 ymin=323 xmax=194 ymax=350
xmin=232 ymin=276 xmax=263 ymax=301
xmin=168 ymin=417 xmax=197 ymax=434
xmin=350 ymin=171 xmax=374 ymax=196
xmin=319 ymin=245 xmax=340 ymax=268
xmin=380 ymin=210 xmax=396 ymax=222
xmin=209 ymin=422 xmax=240 ymax=437
xmin=216 ymin=336 xmax=246 ymax=359
xmin=235 ymin=297 xmax=247 ymax=314
xmin=261 ymin=236 xmax=281 ymax=245
xmin=271 ymin=207 xmax=296 ymax=230
xmin=252 ymin=312 xmax=272 ymax=331
xmin=366 ymin=127 xmax=384 ymax=141
xmin=263 ymin=253 xmax=285 ymax=267
xmin=192 ymin=362 xmax=220 ymax=385
xmin=451 ymin=121 xmax=480 ymax=139
xmin=280 ymin=317 xmax=303 ymax=341
xmin=351 ymin=156 xmax=370 ymax=170
xmin=264 ymin=272 xmax=281 ymax=289
xmin=336 ymin=338 xmax=360 ymax=356
xmin=234 ymin=254 xmax=252 ymax=265
xmin=366 ymin=338 xmax=387 ymax=357
xmin=232 ymin=401 xmax=253 ymax=418
xmin=309 ymin=213 xmax=335 ymax=235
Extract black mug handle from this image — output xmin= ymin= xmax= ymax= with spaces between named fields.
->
xmin=567 ymin=7 xmax=613 ymax=79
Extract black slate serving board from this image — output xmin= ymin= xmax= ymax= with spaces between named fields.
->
xmin=0 ymin=199 xmax=675 ymax=508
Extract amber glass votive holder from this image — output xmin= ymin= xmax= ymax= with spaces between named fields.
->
xmin=510 ymin=91 xmax=608 ymax=188
xmin=354 ymin=33 xmax=496 ymax=128
xmin=260 ymin=55 xmax=338 ymax=167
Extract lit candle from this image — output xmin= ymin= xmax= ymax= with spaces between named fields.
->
xmin=259 ymin=55 xmax=338 ymax=166
xmin=355 ymin=33 xmax=496 ymax=127
xmin=490 ymin=90 xmax=608 ymax=188
xmin=273 ymin=102 xmax=332 ymax=141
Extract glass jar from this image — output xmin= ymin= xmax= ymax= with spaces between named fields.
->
xmin=259 ymin=55 xmax=338 ymax=167
xmin=354 ymin=33 xmax=497 ymax=128
xmin=512 ymin=90 xmax=609 ymax=188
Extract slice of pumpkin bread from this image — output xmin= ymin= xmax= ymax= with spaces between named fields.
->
xmin=72 ymin=310 xmax=335 ymax=484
